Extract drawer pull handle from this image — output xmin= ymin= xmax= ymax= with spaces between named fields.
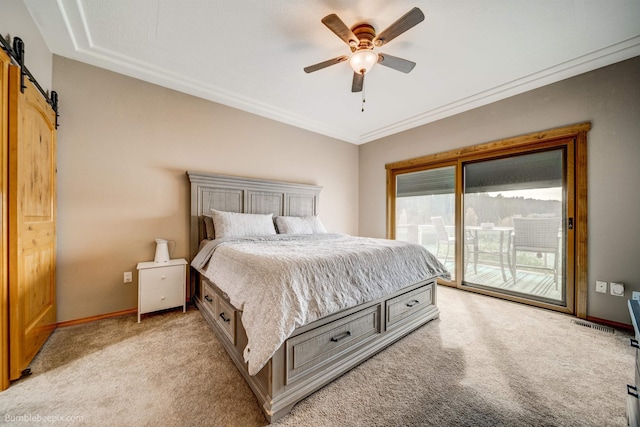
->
xmin=204 ymin=295 xmax=213 ymax=303
xmin=406 ymin=299 xmax=420 ymax=308
xmin=219 ymin=312 xmax=231 ymax=323
xmin=631 ymin=338 xmax=639 ymax=349
xmin=628 ymin=384 xmax=639 ymax=398
xmin=330 ymin=331 xmax=351 ymax=343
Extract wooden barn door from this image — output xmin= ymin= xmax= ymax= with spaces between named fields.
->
xmin=8 ymin=65 xmax=57 ymax=380
xmin=0 ymin=45 xmax=10 ymax=390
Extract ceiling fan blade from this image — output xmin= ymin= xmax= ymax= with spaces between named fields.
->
xmin=304 ymin=56 xmax=349 ymax=73
xmin=352 ymin=72 xmax=364 ymax=92
xmin=373 ymin=7 xmax=425 ymax=47
xmin=322 ymin=14 xmax=359 ymax=48
xmin=378 ymin=53 xmax=416 ymax=73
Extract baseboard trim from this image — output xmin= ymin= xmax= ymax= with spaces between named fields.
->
xmin=57 ymin=297 xmax=193 ymax=328
xmin=57 ymin=308 xmax=137 ymax=328
xmin=586 ymin=315 xmax=632 ymax=332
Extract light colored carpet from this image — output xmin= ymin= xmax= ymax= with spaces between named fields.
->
xmin=0 ymin=286 xmax=633 ymax=426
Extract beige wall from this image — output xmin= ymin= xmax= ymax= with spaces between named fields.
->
xmin=359 ymin=56 xmax=640 ymax=324
xmin=7 ymin=1 xmax=640 ymax=325
xmin=53 ymin=56 xmax=358 ymax=322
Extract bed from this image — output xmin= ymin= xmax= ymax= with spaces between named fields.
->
xmin=187 ymin=171 xmax=448 ymax=422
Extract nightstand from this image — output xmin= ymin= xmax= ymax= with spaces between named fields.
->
xmin=137 ymin=258 xmax=188 ymax=322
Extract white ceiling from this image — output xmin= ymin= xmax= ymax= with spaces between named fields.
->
xmin=24 ymin=0 xmax=640 ymax=144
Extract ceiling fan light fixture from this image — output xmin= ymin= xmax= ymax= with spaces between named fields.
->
xmin=348 ymin=50 xmax=378 ymax=74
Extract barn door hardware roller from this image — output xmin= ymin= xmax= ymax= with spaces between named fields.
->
xmin=0 ymin=33 xmax=60 ymax=128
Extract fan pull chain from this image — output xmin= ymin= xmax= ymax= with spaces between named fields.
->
xmin=361 ymin=76 xmax=366 ymax=112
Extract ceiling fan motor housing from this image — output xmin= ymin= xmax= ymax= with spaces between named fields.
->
xmin=351 ymin=23 xmax=376 ymax=50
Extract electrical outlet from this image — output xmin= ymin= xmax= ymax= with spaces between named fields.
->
xmin=632 ymin=291 xmax=640 ymax=301
xmin=123 ymin=271 xmax=132 ymax=283
xmin=595 ymin=280 xmax=607 ymax=293
xmin=611 ymin=282 xmax=625 ymax=297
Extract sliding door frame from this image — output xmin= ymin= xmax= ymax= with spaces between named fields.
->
xmin=386 ymin=122 xmax=590 ymax=318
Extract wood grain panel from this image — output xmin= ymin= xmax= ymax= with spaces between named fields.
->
xmin=23 ymin=244 xmax=54 ymax=324
xmin=0 ymin=47 xmax=9 ymax=391
xmin=575 ymin=131 xmax=589 ymax=319
xmin=286 ymin=304 xmax=381 ymax=384
xmin=202 ymin=188 xmax=243 ymax=214
xmin=21 ymin=106 xmax=53 ymax=220
xmin=287 ymin=194 xmax=317 ymax=217
xmin=386 ymin=284 xmax=433 ymax=329
xmin=8 ymin=65 xmax=57 ymax=380
xmin=385 ymin=122 xmax=592 ymax=170
xmin=247 ymin=191 xmax=283 ymax=215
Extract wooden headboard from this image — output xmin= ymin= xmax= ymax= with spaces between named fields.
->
xmin=186 ymin=171 xmax=322 ymax=261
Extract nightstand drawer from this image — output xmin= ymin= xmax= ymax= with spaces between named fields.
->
xmin=139 ymin=265 xmax=184 ymax=312
xmin=141 ymin=264 xmax=184 ymax=288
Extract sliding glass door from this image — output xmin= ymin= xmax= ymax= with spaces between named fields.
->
xmin=462 ymin=149 xmax=566 ymax=305
xmin=387 ymin=123 xmax=588 ymax=315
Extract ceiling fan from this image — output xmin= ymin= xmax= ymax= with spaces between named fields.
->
xmin=304 ymin=7 xmax=425 ymax=93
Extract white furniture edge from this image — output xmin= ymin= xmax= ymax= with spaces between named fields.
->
xmin=136 ymin=258 xmax=187 ymax=323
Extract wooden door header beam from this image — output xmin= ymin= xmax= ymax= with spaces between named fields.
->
xmin=386 ymin=122 xmax=591 ymax=170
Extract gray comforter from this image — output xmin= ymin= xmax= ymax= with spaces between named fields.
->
xmin=191 ymin=233 xmax=448 ymax=375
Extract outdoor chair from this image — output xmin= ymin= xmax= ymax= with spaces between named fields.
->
xmin=511 ymin=217 xmax=561 ymax=287
xmin=431 ymin=216 xmax=476 ymax=272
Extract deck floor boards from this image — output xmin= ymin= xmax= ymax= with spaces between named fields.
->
xmin=439 ymin=260 xmax=563 ymax=303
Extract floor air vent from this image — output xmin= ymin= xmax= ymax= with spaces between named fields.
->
xmin=571 ymin=319 xmax=615 ymax=334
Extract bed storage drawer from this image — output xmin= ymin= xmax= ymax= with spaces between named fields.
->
xmin=215 ymin=295 xmax=236 ymax=345
xmin=386 ymin=283 xmax=433 ymax=330
xmin=201 ymin=281 xmax=217 ymax=314
xmin=285 ymin=304 xmax=381 ymax=384
xmin=201 ymin=281 xmax=236 ymax=345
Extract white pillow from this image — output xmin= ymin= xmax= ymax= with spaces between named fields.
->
xmin=210 ymin=209 xmax=276 ymax=238
xmin=275 ymin=216 xmax=327 ymax=234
